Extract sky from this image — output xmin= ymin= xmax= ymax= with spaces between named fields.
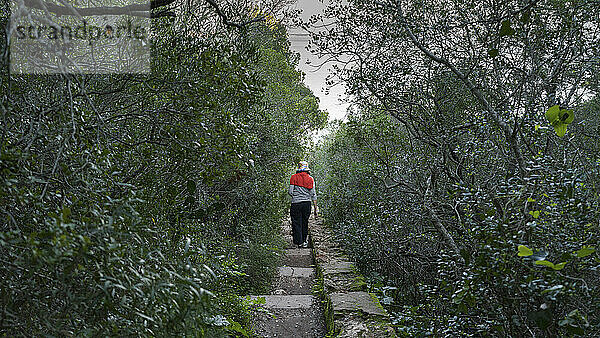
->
xmin=287 ymin=0 xmax=350 ymax=121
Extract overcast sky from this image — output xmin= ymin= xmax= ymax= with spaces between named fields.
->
xmin=287 ymin=0 xmax=350 ymax=121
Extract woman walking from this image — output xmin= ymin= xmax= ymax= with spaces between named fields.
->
xmin=288 ymin=161 xmax=318 ymax=248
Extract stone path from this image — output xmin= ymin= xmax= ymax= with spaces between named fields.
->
xmin=249 ymin=217 xmax=325 ymax=337
xmin=311 ymin=218 xmax=395 ymax=337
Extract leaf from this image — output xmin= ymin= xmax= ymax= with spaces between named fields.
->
xmin=488 ymin=49 xmax=499 ymax=57
xmin=553 ymin=262 xmax=567 ymax=270
xmin=499 ymin=20 xmax=516 ymax=36
xmin=554 ymin=123 xmax=567 ymax=137
xmin=186 ymin=180 xmax=196 ymax=194
xmin=529 ymin=210 xmax=540 ymax=218
xmin=574 ymin=246 xmax=595 ymax=258
xmin=535 ymin=260 xmax=555 ymax=269
xmin=545 ymin=105 xmax=560 ymax=122
xmin=61 ymin=207 xmax=71 ymax=223
xmin=135 ymin=311 xmax=155 ymax=322
xmin=518 ymin=245 xmax=533 ymax=257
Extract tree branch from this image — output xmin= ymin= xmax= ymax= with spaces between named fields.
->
xmin=424 ymin=173 xmax=465 ymax=265
xmin=392 ymin=0 xmax=526 ymax=177
xmin=204 ymin=0 xmax=266 ymax=29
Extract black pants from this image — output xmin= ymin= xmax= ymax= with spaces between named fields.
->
xmin=290 ymin=201 xmax=311 ymax=245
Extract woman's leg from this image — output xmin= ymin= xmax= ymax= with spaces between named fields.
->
xmin=301 ymin=201 xmax=311 ymax=244
xmin=290 ymin=203 xmax=303 ymax=245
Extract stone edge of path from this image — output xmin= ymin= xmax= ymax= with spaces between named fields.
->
xmin=310 ymin=217 xmax=396 ymax=337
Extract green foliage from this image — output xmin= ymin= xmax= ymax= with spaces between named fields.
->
xmin=499 ymin=19 xmax=516 ymax=37
xmin=309 ymin=0 xmax=600 ymax=335
xmin=518 ymin=245 xmax=533 ymax=257
xmin=574 ymin=246 xmax=595 ymax=258
xmin=545 ymin=105 xmax=574 ymax=137
xmin=313 ymin=107 xmax=600 ymax=336
xmin=0 ymin=8 xmax=325 ymax=336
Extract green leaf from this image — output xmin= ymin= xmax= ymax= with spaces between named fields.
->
xmin=553 ymin=262 xmax=567 ymax=270
xmin=61 ymin=207 xmax=71 ymax=223
xmin=499 ymin=20 xmax=516 ymax=36
xmin=488 ymin=49 xmax=499 ymax=57
xmin=535 ymin=260 xmax=555 ymax=268
xmin=529 ymin=210 xmax=540 ymax=218
xmin=535 ymin=260 xmax=565 ymax=270
xmin=545 ymin=105 xmax=560 ymax=122
xmin=518 ymin=245 xmax=533 ymax=257
xmin=574 ymin=246 xmax=595 ymax=258
xmin=186 ymin=180 xmax=196 ymax=194
xmin=554 ymin=123 xmax=567 ymax=137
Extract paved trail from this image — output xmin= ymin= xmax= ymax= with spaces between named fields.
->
xmin=250 ymin=216 xmax=325 ymax=337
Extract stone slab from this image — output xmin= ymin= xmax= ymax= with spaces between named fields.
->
xmin=251 ymin=300 xmax=325 ymax=337
xmin=285 ymin=248 xmax=312 ymax=257
xmin=334 ymin=315 xmax=396 ymax=337
xmin=273 ymin=272 xmax=314 ymax=295
xmin=330 ymin=292 xmax=388 ymax=317
xmin=283 ymin=249 xmax=313 ymax=267
xmin=249 ymin=295 xmax=315 ymax=309
xmin=322 ymin=260 xmax=354 ymax=274
xmin=279 ymin=266 xmax=314 ymax=278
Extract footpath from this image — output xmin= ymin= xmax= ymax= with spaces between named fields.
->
xmin=250 ymin=215 xmax=326 ymax=337
xmin=250 ymin=215 xmax=395 ymax=337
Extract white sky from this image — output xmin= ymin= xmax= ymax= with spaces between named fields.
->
xmin=287 ymin=0 xmax=350 ymax=121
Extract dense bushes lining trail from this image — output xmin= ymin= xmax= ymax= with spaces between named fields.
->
xmin=1 ymin=2 xmax=326 ymax=335
xmin=308 ymin=0 xmax=600 ymax=335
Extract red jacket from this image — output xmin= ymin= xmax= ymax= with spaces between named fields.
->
xmin=290 ymin=171 xmax=314 ymax=189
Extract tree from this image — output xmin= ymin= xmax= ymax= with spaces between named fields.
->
xmin=310 ymin=0 xmax=600 ymax=335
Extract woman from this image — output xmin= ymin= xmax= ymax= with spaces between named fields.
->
xmin=288 ymin=161 xmax=318 ymax=248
